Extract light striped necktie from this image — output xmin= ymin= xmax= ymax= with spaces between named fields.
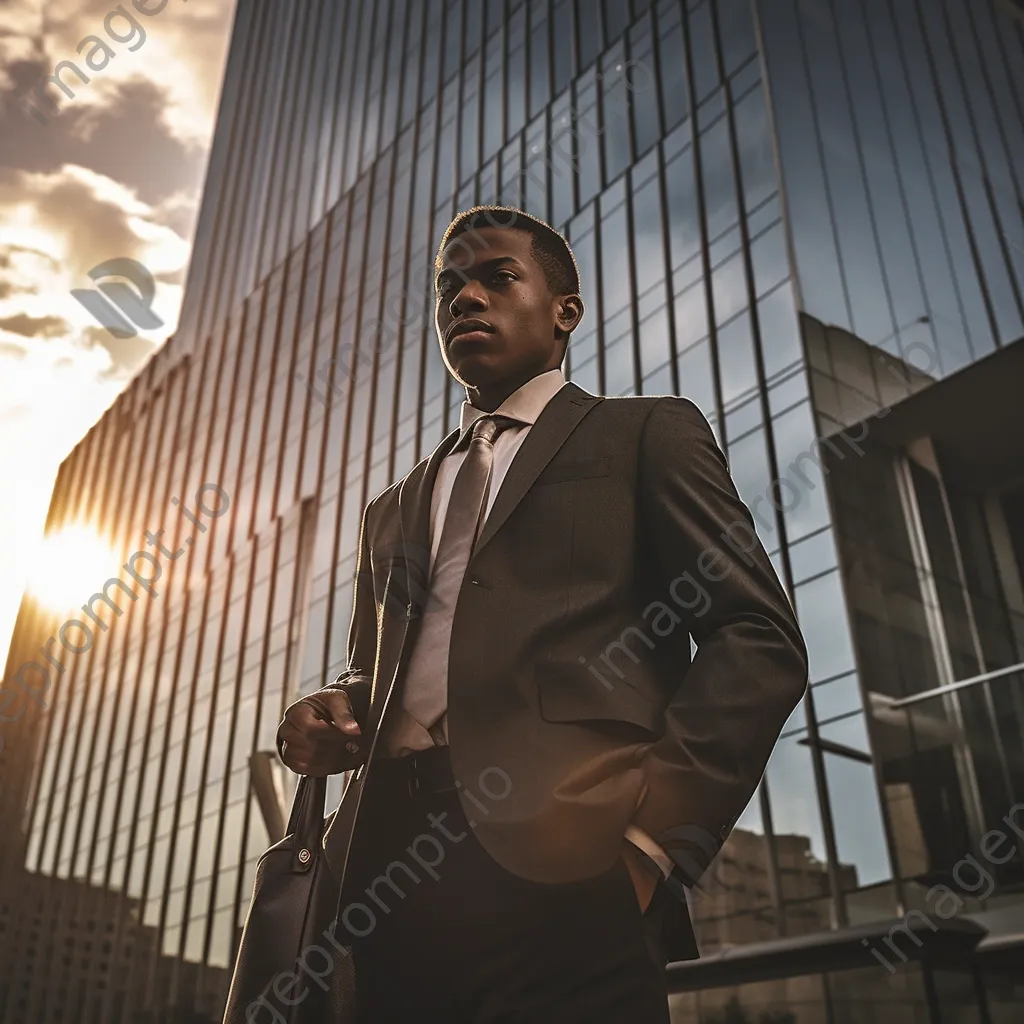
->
xmin=402 ymin=414 xmax=519 ymax=733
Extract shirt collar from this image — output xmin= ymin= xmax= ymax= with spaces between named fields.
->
xmin=457 ymin=368 xmax=567 ymax=438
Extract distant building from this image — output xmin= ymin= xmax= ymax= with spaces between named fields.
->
xmin=0 ymin=867 xmax=227 ymax=1023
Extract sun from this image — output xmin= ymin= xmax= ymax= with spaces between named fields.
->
xmin=27 ymin=524 xmax=122 ymax=615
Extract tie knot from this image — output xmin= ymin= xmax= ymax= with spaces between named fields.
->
xmin=469 ymin=414 xmax=517 ymax=446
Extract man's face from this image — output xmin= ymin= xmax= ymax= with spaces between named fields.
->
xmin=434 ymin=225 xmax=580 ymax=395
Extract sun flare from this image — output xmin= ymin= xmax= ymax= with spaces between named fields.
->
xmin=27 ymin=524 xmax=122 ymax=615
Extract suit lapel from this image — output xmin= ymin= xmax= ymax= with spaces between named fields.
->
xmin=369 ymin=428 xmax=459 ymax=727
xmin=473 ymin=381 xmax=600 ymax=558
xmin=395 ymin=380 xmax=600 ymax=565
xmin=397 ymin=427 xmax=460 ymax=563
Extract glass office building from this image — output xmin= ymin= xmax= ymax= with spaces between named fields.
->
xmin=2 ymin=0 xmax=1023 ymax=1021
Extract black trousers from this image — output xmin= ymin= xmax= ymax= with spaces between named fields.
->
xmin=342 ymin=755 xmax=671 ymax=1023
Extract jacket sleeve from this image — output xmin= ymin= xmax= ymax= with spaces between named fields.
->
xmin=629 ymin=397 xmax=808 ymax=883
xmin=321 ymin=501 xmax=376 ymax=728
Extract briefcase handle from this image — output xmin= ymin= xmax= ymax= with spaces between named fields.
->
xmin=284 ymin=774 xmax=328 ymax=874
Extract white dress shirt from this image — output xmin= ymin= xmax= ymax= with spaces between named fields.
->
xmin=380 ymin=367 xmax=673 ymax=878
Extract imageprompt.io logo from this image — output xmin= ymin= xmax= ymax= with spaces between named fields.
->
xmin=71 ymin=257 xmax=164 ymax=339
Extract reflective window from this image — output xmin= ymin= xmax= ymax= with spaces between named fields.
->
xmin=764 ymin=731 xmax=831 ymax=931
xmin=717 ymin=0 xmax=757 ymax=76
xmin=399 ymin=0 xmax=424 ymax=127
xmin=549 ymin=91 xmax=575 ymax=227
xmin=460 ymin=55 xmax=481 ymax=184
xmin=759 ymin=4 xmax=850 ymax=333
xmin=795 ymin=570 xmax=857 ymax=684
xmin=573 ymin=71 xmax=603 ymax=206
xmin=482 ymin=27 xmax=504 ymax=159
xmin=726 ymin=426 xmax=778 ymax=547
xmin=600 ymin=193 xmax=631 ymax=317
xmin=688 ymin=0 xmax=718 ymax=103
xmin=638 ymin=304 xmax=671 ymax=383
xmin=524 ymin=113 xmax=548 ymax=218
xmin=757 ymin=281 xmax=803 ymax=382
xmin=770 ymin=400 xmax=833 ymax=541
xmin=507 ymin=3 xmax=527 ymax=138
xmin=700 ymin=115 xmax=739 ymax=242
xmin=821 ymin=717 xmax=895 ymax=899
xmin=711 ymin=251 xmax=748 ymax=326
xmin=552 ymin=0 xmax=573 ymax=96
xmin=576 ymin=0 xmax=601 ymax=68
xmin=435 ymin=79 xmax=458 ymax=203
xmin=600 ymin=43 xmax=632 ymax=183
xmin=655 ymin=1 xmax=688 ymax=131
xmin=674 ymin=278 xmax=709 ymax=353
xmin=664 ymin=142 xmax=700 ymax=273
xmin=716 ymin=310 xmax=757 ymax=411
xmin=733 ymin=85 xmax=776 ymax=211
xmin=676 ymin=337 xmax=716 ymax=419
xmin=464 ymin=0 xmax=483 ymax=58
xmin=419 ymin=5 xmax=443 ymax=113
xmin=528 ymin=0 xmax=550 ymax=117
xmin=749 ymin=221 xmax=788 ymax=301
xmin=603 ymin=0 xmax=630 ymax=44
xmin=604 ymin=332 xmax=635 ymax=395
xmin=628 ymin=20 xmax=659 ymax=156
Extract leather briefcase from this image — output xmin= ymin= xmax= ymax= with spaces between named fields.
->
xmin=221 ymin=767 xmax=363 ymax=1023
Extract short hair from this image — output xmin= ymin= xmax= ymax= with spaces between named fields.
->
xmin=435 ymin=205 xmax=580 ymax=297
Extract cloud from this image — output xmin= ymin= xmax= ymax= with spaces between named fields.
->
xmin=0 ymin=3 xmax=44 ymax=84
xmin=0 ymin=163 xmax=155 ymax=275
xmin=0 ymin=2 xmax=232 ymax=257
xmin=0 ymin=341 xmax=28 ymax=360
xmin=83 ymin=323 xmax=156 ymax=379
xmin=0 ymin=0 xmax=236 ymax=665
xmin=0 ymin=241 xmax=57 ymax=267
xmin=0 ymin=162 xmax=188 ymax=321
xmin=149 ymin=185 xmax=200 ymax=240
xmin=0 ymin=242 xmax=49 ymax=301
xmin=2 ymin=0 xmax=236 ymax=148
xmin=0 ymin=312 xmax=68 ymax=337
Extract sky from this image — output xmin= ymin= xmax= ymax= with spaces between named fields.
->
xmin=0 ymin=0 xmax=238 ymax=663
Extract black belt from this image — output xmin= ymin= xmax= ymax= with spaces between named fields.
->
xmin=372 ymin=744 xmax=457 ymax=799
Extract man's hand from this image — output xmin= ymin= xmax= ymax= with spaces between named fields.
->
xmin=277 ymin=689 xmax=364 ymax=776
xmin=621 ymin=840 xmax=659 ymax=914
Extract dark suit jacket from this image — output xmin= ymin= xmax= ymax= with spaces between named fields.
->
xmin=325 ymin=381 xmax=808 ymax=963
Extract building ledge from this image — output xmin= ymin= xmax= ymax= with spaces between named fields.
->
xmin=666 ymin=917 xmax=988 ymax=991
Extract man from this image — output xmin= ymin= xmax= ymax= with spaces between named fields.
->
xmin=277 ymin=205 xmax=808 ymax=1022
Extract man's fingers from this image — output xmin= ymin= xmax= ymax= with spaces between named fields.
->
xmin=286 ymin=702 xmax=320 ymax=730
xmin=278 ymin=717 xmax=315 ymax=750
xmin=279 ymin=714 xmax=328 ymax=760
xmin=278 ymin=732 xmax=328 ymax=776
xmin=277 ymin=687 xmax=367 ymax=776
xmin=284 ymin=703 xmax=346 ymax=743
xmin=315 ymin=690 xmax=362 ymax=734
